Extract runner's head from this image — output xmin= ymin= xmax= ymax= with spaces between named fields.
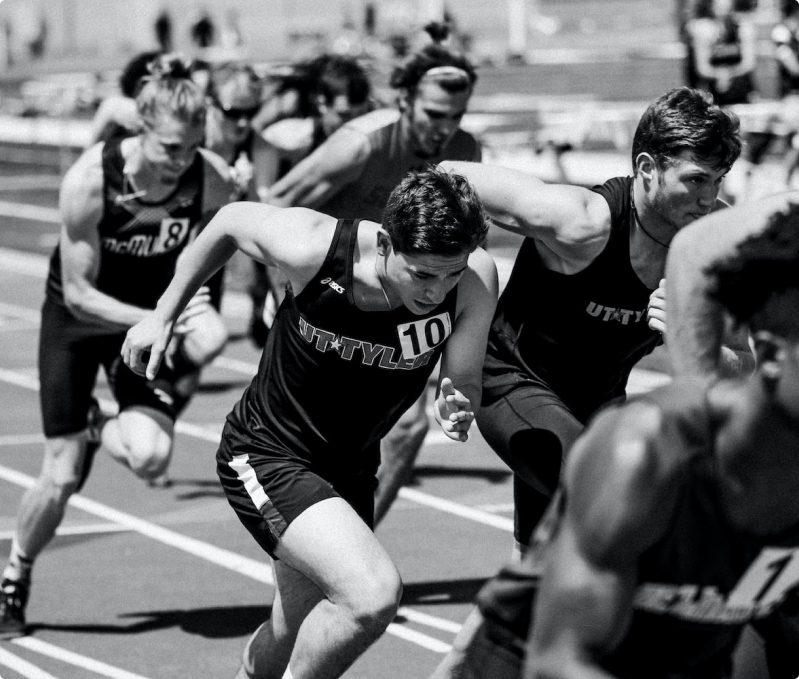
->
xmin=206 ymin=62 xmax=263 ymax=146
xmin=708 ymin=201 xmax=799 ymax=402
xmin=119 ymin=51 xmax=162 ymax=99
xmin=136 ymin=54 xmax=207 ymax=182
xmin=632 ymin=87 xmax=741 ymax=230
xmin=378 ymin=167 xmax=487 ymax=315
xmin=310 ymin=54 xmax=372 ymax=137
xmin=390 ymin=27 xmax=476 ymax=158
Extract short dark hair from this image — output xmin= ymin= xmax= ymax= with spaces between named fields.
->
xmin=206 ymin=61 xmax=262 ymax=102
xmin=708 ymin=202 xmax=799 ymax=336
xmin=631 ymin=87 xmax=742 ymax=174
xmin=313 ymin=55 xmax=371 ymax=106
xmin=390 ymin=44 xmax=477 ymax=96
xmin=382 ymin=167 xmax=488 ymax=256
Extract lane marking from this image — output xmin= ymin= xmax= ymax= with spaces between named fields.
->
xmin=397 ymin=487 xmax=514 ymax=533
xmin=0 ymin=523 xmax=132 ymax=540
xmin=397 ymin=607 xmax=462 ymax=634
xmin=385 ymin=623 xmax=451 ymax=653
xmin=0 ymin=645 xmax=61 ymax=679
xmin=0 ymin=200 xmax=60 ymax=224
xmin=477 ymin=502 xmax=515 ymax=513
xmin=0 ymin=464 xmax=275 ymax=586
xmin=14 ymin=637 xmax=151 ymax=679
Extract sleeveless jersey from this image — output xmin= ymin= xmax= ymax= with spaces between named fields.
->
xmin=479 ymin=380 xmax=799 ymax=679
xmin=317 ymin=108 xmax=481 ymax=223
xmin=223 ymin=219 xmax=458 ymax=474
xmin=46 ymin=138 xmax=204 ymax=310
xmin=483 ymin=176 xmax=661 ymax=419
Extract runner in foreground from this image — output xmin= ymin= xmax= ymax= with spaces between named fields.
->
xmin=122 ymin=167 xmax=498 ymax=679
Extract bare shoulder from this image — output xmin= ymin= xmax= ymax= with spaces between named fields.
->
xmin=464 ymin=247 xmax=498 ymax=290
xmin=60 ymin=143 xmax=105 ymax=221
xmin=566 ymin=400 xmax=682 ymax=566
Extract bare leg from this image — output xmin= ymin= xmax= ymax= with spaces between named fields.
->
xmin=236 ymin=497 xmax=402 ymax=679
xmin=374 ymin=391 xmax=429 ymax=525
xmin=102 ymin=406 xmax=174 ymax=481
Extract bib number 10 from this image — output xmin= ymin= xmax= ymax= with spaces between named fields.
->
xmin=397 ymin=312 xmax=452 ymax=359
xmin=727 ymin=547 xmax=799 ymax=612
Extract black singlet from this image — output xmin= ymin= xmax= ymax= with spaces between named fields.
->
xmin=483 ymin=176 xmax=661 ymax=418
xmin=479 ymin=380 xmax=799 ymax=679
xmin=224 ymin=219 xmax=459 ymax=474
xmin=45 ymin=138 xmax=204 ymax=310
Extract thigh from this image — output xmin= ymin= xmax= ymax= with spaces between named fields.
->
xmin=38 ymin=299 xmax=113 ymax=438
xmin=108 ymin=354 xmax=181 ymax=421
xmin=477 ymin=386 xmax=584 ymax=498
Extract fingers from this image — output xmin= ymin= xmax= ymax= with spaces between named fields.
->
xmin=440 ymin=376 xmax=456 ymax=397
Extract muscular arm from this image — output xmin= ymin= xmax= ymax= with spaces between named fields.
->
xmin=58 ymin=143 xmax=153 ymax=331
xmin=123 ymin=203 xmax=335 ymax=377
xmin=438 ymin=161 xmax=611 ymax=265
xmin=264 ymin=126 xmax=370 ymax=208
xmin=666 ymin=193 xmax=799 ymax=377
xmin=524 ymin=404 xmax=677 ymax=679
xmin=435 ymin=248 xmax=498 ymax=439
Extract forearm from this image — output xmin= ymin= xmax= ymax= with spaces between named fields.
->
xmin=64 ymin=284 xmax=151 ymax=331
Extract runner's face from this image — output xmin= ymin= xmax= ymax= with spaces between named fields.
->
xmin=319 ymin=94 xmax=371 ymax=137
xmin=385 ymin=249 xmax=470 ymax=316
xmin=213 ymin=79 xmax=261 ymax=145
xmin=404 ymin=81 xmax=470 ymax=158
xmin=648 ymin=150 xmax=726 ymax=231
xmin=140 ymin=113 xmax=205 ymax=183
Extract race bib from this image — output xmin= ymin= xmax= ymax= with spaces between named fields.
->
xmin=157 ymin=217 xmax=190 ymax=253
xmin=397 ymin=312 xmax=452 ymax=359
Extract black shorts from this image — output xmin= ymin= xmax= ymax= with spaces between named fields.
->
xmin=39 ymin=297 xmax=185 ymax=438
xmin=216 ymin=422 xmax=378 ymax=558
xmin=478 ymin=378 xmax=619 ymax=546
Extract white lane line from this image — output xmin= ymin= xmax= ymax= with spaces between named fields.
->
xmin=0 ymin=247 xmax=50 ymax=277
xmin=212 ymin=355 xmax=258 ymax=376
xmin=0 ymin=433 xmax=44 ymax=446
xmin=0 ymin=200 xmax=60 ymax=224
xmin=477 ymin=502 xmax=515 ymax=513
xmin=0 ymin=645 xmax=61 ymax=679
xmin=14 ymin=637 xmax=150 ymax=679
xmin=0 ymin=523 xmax=131 ymax=540
xmin=385 ymin=623 xmax=451 ymax=653
xmin=397 ymin=488 xmax=514 ymax=533
xmin=0 ymin=464 xmax=275 ymax=586
xmin=397 ymin=607 xmax=462 ymax=634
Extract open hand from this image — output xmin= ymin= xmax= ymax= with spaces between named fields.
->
xmin=436 ymin=377 xmax=474 ymax=442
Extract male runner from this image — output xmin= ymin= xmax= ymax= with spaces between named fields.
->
xmin=121 ymin=167 xmax=498 ymax=679
xmin=265 ymin=36 xmax=481 ymax=525
xmin=0 ymin=54 xmax=235 ymax=638
xmin=440 ymin=86 xmax=741 ymax=550
xmin=452 ymin=194 xmax=799 ymax=679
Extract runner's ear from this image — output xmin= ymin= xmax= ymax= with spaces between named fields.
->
xmin=634 ymin=152 xmax=656 ymax=180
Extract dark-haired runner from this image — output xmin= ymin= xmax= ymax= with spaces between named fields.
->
xmin=122 ymin=167 xmax=498 ymax=679
xmin=0 ymin=54 xmax=235 ymax=638
xmin=264 ymin=36 xmax=482 ymax=525
xmin=430 ymin=86 xmax=743 ymax=678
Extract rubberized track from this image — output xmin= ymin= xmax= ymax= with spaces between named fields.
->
xmin=0 ymin=159 xmax=669 ymax=678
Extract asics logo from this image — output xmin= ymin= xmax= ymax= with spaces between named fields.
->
xmin=321 ymin=277 xmax=345 ymax=294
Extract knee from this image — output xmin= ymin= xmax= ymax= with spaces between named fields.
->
xmin=126 ymin=437 xmax=172 ymax=480
xmin=180 ymin=312 xmax=228 ymax=366
xmin=346 ymin=565 xmax=403 ymax=638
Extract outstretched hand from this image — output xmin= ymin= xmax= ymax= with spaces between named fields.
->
xmin=436 ymin=377 xmax=474 ymax=442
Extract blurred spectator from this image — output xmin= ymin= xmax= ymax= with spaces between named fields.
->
xmin=773 ymin=0 xmax=799 ymax=97
xmin=88 ymin=51 xmax=161 ymax=146
xmin=154 ymin=10 xmax=173 ymax=53
xmin=687 ymin=0 xmax=756 ymax=106
xmin=190 ymin=11 xmax=216 ymax=50
xmin=28 ymin=17 xmax=47 ymax=60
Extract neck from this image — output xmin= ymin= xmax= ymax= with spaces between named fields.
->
xmin=631 ymin=180 xmax=675 ymax=250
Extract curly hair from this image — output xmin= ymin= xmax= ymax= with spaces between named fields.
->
xmin=382 ymin=167 xmax=488 ymax=256
xmin=136 ymin=53 xmax=206 ymax=128
xmin=631 ymin=87 xmax=742 ymax=174
xmin=707 ymin=201 xmax=799 ymax=335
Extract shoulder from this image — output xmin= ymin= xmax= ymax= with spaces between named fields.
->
xmin=342 ymin=107 xmax=401 ymax=137
xmin=260 ymin=117 xmax=316 ymax=153
xmin=564 ymin=399 xmax=686 ymax=566
xmin=61 ymin=143 xmax=105 ymax=205
xmin=463 ymin=247 xmax=498 ymax=291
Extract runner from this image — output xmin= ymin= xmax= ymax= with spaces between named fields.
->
xmin=440 ymin=85 xmax=741 ymax=552
xmin=0 ymin=54 xmax=235 ymax=638
xmin=121 ymin=167 xmax=498 ymax=679
xmin=446 ymin=194 xmax=799 ymax=679
xmin=265 ymin=29 xmax=482 ymax=526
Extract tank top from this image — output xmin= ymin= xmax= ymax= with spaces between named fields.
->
xmin=46 ymin=138 xmax=204 ymax=310
xmin=317 ymin=108 xmax=481 ymax=223
xmin=223 ymin=219 xmax=459 ymax=475
xmin=479 ymin=380 xmax=799 ymax=679
xmin=483 ymin=176 xmax=661 ymax=420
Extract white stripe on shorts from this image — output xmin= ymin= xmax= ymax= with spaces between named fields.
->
xmin=229 ymin=454 xmax=270 ymax=511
